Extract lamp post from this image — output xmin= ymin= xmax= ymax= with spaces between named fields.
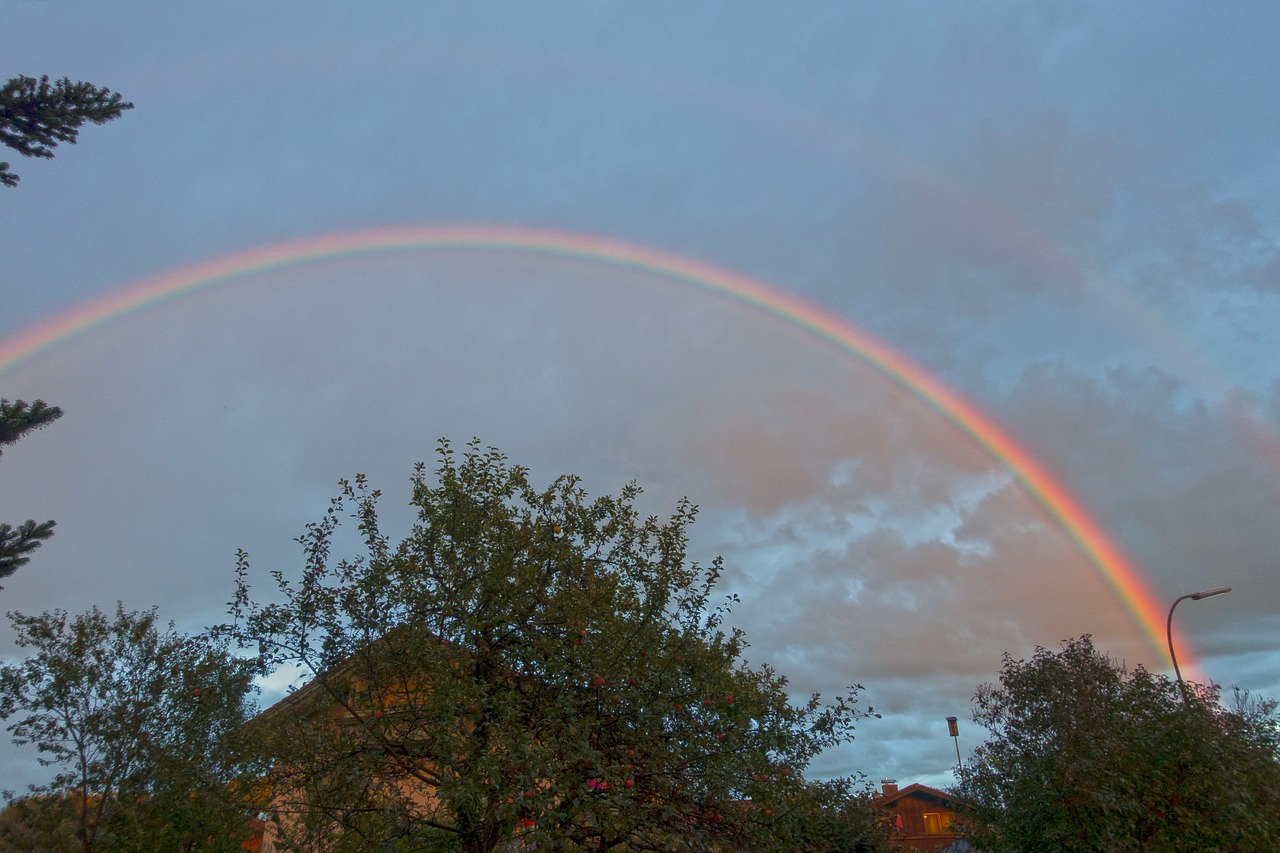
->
xmin=1166 ymin=586 xmax=1231 ymax=702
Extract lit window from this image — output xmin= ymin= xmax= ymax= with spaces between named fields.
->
xmin=923 ymin=812 xmax=953 ymax=834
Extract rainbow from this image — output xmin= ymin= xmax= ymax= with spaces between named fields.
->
xmin=0 ymin=224 xmax=1192 ymax=672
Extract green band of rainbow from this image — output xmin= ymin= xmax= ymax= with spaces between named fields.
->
xmin=0 ymin=224 xmax=1192 ymax=672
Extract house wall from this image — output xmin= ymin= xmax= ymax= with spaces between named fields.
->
xmin=877 ymin=786 xmax=961 ymax=853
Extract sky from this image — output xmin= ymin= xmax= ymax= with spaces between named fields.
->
xmin=3 ymin=1 xmax=1280 ymax=795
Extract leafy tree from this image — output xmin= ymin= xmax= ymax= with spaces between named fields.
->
xmin=773 ymin=777 xmax=894 ymax=853
xmin=0 ymin=399 xmax=63 ymax=584
xmin=955 ymin=636 xmax=1280 ymax=852
xmin=227 ymin=439 xmax=888 ymax=853
xmin=1 ymin=75 xmax=132 ymax=187
xmin=0 ymin=793 xmax=79 ymax=853
xmin=0 ymin=604 xmax=264 ymax=853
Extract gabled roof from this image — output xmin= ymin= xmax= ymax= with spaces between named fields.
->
xmin=251 ymin=624 xmax=462 ymax=720
xmin=872 ymin=782 xmax=963 ymax=810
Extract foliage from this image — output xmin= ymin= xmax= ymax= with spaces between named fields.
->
xmin=0 ymin=793 xmax=79 ymax=853
xmin=770 ymin=777 xmax=894 ymax=853
xmin=0 ymin=398 xmax=62 ymax=451
xmin=227 ymin=439 xmax=887 ymax=853
xmin=0 ymin=399 xmax=63 ymax=583
xmin=0 ymin=75 xmax=132 ymax=187
xmin=0 ymin=604 xmax=264 ymax=853
xmin=955 ymin=636 xmax=1280 ymax=852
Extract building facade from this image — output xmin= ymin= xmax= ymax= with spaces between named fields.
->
xmin=873 ymin=780 xmax=966 ymax=852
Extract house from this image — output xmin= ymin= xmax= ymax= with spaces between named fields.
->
xmin=248 ymin=659 xmax=452 ymax=853
xmin=872 ymin=779 xmax=967 ymax=852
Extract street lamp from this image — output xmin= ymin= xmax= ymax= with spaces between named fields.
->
xmin=1166 ymin=586 xmax=1231 ymax=702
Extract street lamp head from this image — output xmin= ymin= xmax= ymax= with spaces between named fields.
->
xmin=1168 ymin=585 xmax=1233 ymax=703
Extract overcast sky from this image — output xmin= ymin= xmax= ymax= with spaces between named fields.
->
xmin=3 ymin=2 xmax=1279 ymax=794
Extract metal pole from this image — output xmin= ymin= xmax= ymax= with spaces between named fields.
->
xmin=1166 ymin=586 xmax=1231 ymax=703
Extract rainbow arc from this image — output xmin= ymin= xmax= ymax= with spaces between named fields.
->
xmin=0 ymin=224 xmax=1190 ymax=672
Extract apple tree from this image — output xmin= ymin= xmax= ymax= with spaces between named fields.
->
xmin=227 ymin=439 xmax=889 ymax=853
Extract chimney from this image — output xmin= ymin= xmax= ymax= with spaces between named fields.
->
xmin=881 ymin=778 xmax=898 ymax=797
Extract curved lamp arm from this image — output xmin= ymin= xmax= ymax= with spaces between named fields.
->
xmin=1166 ymin=586 xmax=1231 ymax=701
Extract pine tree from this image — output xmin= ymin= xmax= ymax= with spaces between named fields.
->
xmin=1 ymin=75 xmax=133 ymax=187
xmin=0 ymin=399 xmax=63 ymax=583
xmin=1 ymin=74 xmax=129 ymax=577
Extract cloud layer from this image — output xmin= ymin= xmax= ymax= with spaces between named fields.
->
xmin=3 ymin=1 xmax=1279 ymax=794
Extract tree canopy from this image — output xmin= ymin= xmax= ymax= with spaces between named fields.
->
xmin=955 ymin=636 xmax=1280 ymax=852
xmin=1 ymin=75 xmax=132 ymax=187
xmin=0 ymin=399 xmax=64 ymax=584
xmin=227 ymin=439 xmax=889 ymax=853
xmin=0 ymin=604 xmax=263 ymax=853
xmin=0 ymin=793 xmax=81 ymax=853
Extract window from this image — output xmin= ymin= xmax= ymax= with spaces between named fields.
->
xmin=923 ymin=812 xmax=953 ymax=834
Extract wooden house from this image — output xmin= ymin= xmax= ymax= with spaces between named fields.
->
xmin=872 ymin=780 xmax=967 ymax=852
